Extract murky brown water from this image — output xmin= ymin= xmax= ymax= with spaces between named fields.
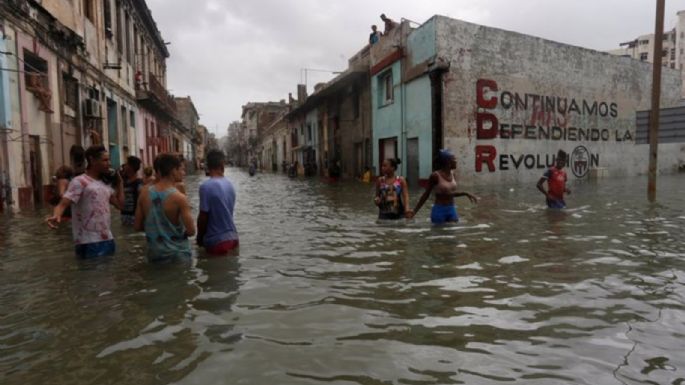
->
xmin=1 ymin=169 xmax=684 ymax=384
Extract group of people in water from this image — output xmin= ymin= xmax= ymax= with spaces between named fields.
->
xmin=44 ymin=141 xmax=569 ymax=261
xmin=45 ymin=146 xmax=238 ymax=261
xmin=373 ymin=149 xmax=570 ymax=223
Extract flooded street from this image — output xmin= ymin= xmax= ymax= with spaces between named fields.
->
xmin=1 ymin=169 xmax=685 ymax=384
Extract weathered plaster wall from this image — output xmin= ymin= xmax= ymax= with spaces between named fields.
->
xmin=435 ymin=16 xmax=683 ymax=185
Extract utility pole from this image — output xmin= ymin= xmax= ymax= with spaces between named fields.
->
xmin=648 ymin=0 xmax=665 ymax=202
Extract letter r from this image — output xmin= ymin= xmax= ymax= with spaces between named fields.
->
xmin=475 ymin=145 xmax=497 ymax=172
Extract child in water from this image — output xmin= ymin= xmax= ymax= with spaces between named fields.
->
xmin=537 ymin=149 xmax=571 ymax=209
xmin=408 ymin=149 xmax=478 ymax=224
xmin=374 ymin=158 xmax=412 ymax=220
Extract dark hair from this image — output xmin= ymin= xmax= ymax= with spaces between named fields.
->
xmin=84 ymin=145 xmax=107 ymax=166
xmin=153 ymin=155 xmax=161 ymax=173
xmin=384 ymin=158 xmax=401 ymax=170
xmin=70 ymin=145 xmax=85 ymax=166
xmin=206 ymin=150 xmax=225 ymax=170
xmin=557 ymin=149 xmax=567 ymax=159
xmin=126 ymin=156 xmax=142 ymax=172
xmin=55 ymin=165 xmax=74 ymax=179
xmin=156 ymin=153 xmax=182 ymax=177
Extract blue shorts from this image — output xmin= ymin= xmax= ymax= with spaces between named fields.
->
xmin=75 ymin=240 xmax=116 ymax=258
xmin=431 ymin=204 xmax=459 ymax=224
xmin=546 ymin=198 xmax=566 ymax=209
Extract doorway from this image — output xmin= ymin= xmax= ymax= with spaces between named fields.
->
xmin=29 ymin=135 xmax=42 ymax=206
xmin=406 ymin=138 xmax=419 ymax=187
xmin=107 ymin=99 xmax=120 ymax=168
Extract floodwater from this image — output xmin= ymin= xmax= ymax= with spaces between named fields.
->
xmin=1 ymin=169 xmax=684 ymax=385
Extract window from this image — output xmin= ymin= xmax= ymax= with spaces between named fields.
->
xmin=307 ymin=124 xmax=312 ymax=141
xmin=671 ymin=48 xmax=676 ymax=60
xmin=63 ymin=73 xmax=79 ymax=110
xmin=125 ymin=11 xmax=131 ymax=63
xmin=83 ymin=0 xmax=94 ymax=22
xmin=640 ymin=39 xmax=649 ymax=45
xmin=103 ymin=0 xmax=112 ymax=38
xmin=116 ymin=1 xmax=123 ymax=54
xmin=640 ymin=52 xmax=649 ymax=61
xmin=129 ymin=110 xmax=135 ymax=128
xmin=378 ymin=70 xmax=393 ymax=106
xmin=662 ymin=49 xmax=668 ymax=57
xmin=23 ymin=51 xmax=48 ymax=88
xmin=671 ymin=63 xmax=676 ymax=69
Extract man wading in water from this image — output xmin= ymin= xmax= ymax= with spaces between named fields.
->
xmin=537 ymin=149 xmax=571 ymax=209
xmin=46 ymin=146 xmax=124 ymax=258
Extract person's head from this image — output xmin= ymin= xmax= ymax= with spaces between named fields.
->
xmin=84 ymin=145 xmax=109 ymax=173
xmin=371 ymin=25 xmax=378 ymax=32
xmin=381 ymin=158 xmax=400 ymax=176
xmin=153 ymin=154 xmax=162 ymax=175
xmin=437 ymin=149 xmax=456 ymax=170
xmin=156 ymin=153 xmax=183 ymax=182
xmin=380 ymin=13 xmax=388 ymax=21
xmin=143 ymin=166 xmax=154 ymax=178
xmin=556 ymin=150 xmax=567 ymax=169
xmin=55 ymin=165 xmax=73 ymax=180
xmin=206 ymin=149 xmax=225 ymax=172
xmin=123 ymin=156 xmax=141 ymax=177
xmin=70 ymin=145 xmax=85 ymax=168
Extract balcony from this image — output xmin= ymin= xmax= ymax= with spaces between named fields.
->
xmin=136 ymin=72 xmax=177 ymax=120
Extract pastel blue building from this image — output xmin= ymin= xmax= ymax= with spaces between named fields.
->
xmin=370 ymin=18 xmax=439 ymax=187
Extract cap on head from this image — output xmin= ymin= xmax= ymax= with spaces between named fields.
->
xmin=438 ymin=149 xmax=454 ymax=165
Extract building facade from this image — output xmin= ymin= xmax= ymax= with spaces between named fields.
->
xmin=0 ymin=0 xmax=198 ymax=211
xmin=609 ymin=10 xmax=685 ymax=97
xmin=369 ymin=16 xmax=683 ymax=187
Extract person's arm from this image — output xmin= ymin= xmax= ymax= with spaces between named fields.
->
xmin=373 ymin=179 xmax=382 ymax=206
xmin=133 ymin=186 xmax=147 ymax=232
xmin=110 ymin=175 xmax=124 ymax=210
xmin=564 ymin=174 xmax=571 ymax=195
xmin=196 ymin=184 xmax=208 ymax=246
xmin=179 ymin=195 xmax=196 ymax=237
xmin=454 ymin=191 xmax=479 ymax=204
xmin=45 ymin=197 xmax=72 ymax=228
xmin=57 ymin=178 xmax=69 ymax=197
xmin=196 ymin=211 xmax=208 ymax=246
xmin=537 ymin=177 xmax=549 ymax=199
xmin=89 ymin=129 xmax=101 ymax=145
xmin=400 ymin=177 xmax=413 ymax=218
xmin=410 ymin=173 xmax=437 ymax=217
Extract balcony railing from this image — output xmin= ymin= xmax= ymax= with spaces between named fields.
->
xmin=136 ymin=72 xmax=177 ymax=118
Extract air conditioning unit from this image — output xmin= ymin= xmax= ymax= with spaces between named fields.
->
xmin=83 ymin=98 xmax=100 ymax=118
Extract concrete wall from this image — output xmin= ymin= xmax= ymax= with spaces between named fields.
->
xmin=434 ymin=16 xmax=683 ymax=186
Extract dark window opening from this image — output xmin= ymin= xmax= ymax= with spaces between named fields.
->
xmin=63 ymin=73 xmax=79 ymax=110
xmin=103 ymin=0 xmax=112 ymax=38
xmin=83 ymin=0 xmax=94 ymax=22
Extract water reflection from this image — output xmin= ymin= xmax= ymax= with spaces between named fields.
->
xmin=1 ymin=170 xmax=684 ymax=384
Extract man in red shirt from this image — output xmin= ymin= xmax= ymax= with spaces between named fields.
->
xmin=537 ymin=150 xmax=571 ymax=209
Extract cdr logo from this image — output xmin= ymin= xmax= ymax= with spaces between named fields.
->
xmin=570 ymin=146 xmax=591 ymax=178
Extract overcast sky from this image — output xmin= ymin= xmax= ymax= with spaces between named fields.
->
xmin=146 ymin=0 xmax=685 ymax=136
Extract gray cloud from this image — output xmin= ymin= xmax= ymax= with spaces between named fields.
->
xmin=146 ymin=0 xmax=685 ymax=135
